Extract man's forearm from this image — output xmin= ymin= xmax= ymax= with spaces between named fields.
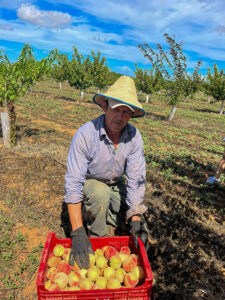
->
xmin=67 ymin=202 xmax=83 ymax=231
xmin=131 ymin=214 xmax=141 ymax=221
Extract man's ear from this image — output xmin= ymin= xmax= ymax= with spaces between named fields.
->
xmin=101 ymin=100 xmax=108 ymax=113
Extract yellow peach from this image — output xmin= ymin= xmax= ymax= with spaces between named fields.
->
xmin=107 ymin=278 xmax=121 ymax=289
xmin=96 ymin=276 xmax=107 ymax=289
xmin=96 ymin=255 xmax=108 ymax=269
xmin=110 ymin=255 xmax=122 ymax=269
xmin=53 ymin=244 xmax=65 ymax=257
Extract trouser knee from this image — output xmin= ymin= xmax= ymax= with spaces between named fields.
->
xmin=83 ymin=179 xmax=110 ymax=209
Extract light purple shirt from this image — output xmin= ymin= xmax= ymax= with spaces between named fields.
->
xmin=64 ymin=114 xmax=147 ymax=219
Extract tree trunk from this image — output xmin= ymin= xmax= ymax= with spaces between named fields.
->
xmin=183 ymin=96 xmax=187 ymax=103
xmin=145 ymin=94 xmax=149 ymax=103
xmin=30 ymin=86 xmax=33 ymax=93
xmin=59 ymin=82 xmax=62 ymax=90
xmin=97 ymin=88 xmax=100 ymax=94
xmin=219 ymin=100 xmax=224 ymax=115
xmin=169 ymin=106 xmax=177 ymax=121
xmin=80 ymin=91 xmax=84 ymax=100
xmin=138 ymin=90 xmax=142 ymax=95
xmin=1 ymin=109 xmax=10 ymax=147
xmin=208 ymin=96 xmax=211 ymax=103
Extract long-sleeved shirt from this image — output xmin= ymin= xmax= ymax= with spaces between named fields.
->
xmin=64 ymin=114 xmax=147 ymax=219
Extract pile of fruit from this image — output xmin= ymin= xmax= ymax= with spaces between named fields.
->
xmin=44 ymin=244 xmax=145 ymax=291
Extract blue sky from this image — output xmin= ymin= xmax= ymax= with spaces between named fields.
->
xmin=0 ymin=0 xmax=225 ymax=76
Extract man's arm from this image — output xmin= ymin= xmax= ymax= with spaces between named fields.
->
xmin=67 ymin=202 xmax=83 ymax=231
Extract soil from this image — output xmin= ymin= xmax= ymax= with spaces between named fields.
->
xmin=0 ymin=81 xmax=224 ymax=299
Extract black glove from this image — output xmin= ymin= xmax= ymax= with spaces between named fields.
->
xmin=130 ymin=220 xmax=149 ymax=249
xmin=69 ymin=226 xmax=93 ymax=269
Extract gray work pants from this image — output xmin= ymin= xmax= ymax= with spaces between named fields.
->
xmin=82 ymin=179 xmax=130 ymax=237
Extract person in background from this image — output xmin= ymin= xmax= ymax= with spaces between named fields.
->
xmin=64 ymin=76 xmax=149 ymax=269
xmin=206 ymin=137 xmax=225 ymax=184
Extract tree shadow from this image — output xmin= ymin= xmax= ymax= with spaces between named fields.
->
xmin=146 ymin=153 xmax=225 ymax=209
xmin=147 ymin=202 xmax=225 ymax=299
xmin=194 ymin=108 xmax=219 ymax=114
xmin=145 ymin=153 xmax=225 ymax=299
xmin=145 ymin=111 xmax=168 ymax=121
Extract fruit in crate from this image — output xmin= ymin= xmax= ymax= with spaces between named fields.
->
xmin=44 ymin=243 xmax=145 ymax=292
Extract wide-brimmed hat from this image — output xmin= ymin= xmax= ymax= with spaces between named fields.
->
xmin=93 ymin=76 xmax=145 ymax=118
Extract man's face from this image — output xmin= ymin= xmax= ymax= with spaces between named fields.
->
xmin=102 ymin=102 xmax=133 ymax=134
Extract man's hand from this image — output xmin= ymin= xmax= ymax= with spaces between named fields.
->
xmin=206 ymin=177 xmax=220 ymax=184
xmin=130 ymin=220 xmax=148 ymax=249
xmin=69 ymin=226 xmax=93 ymax=269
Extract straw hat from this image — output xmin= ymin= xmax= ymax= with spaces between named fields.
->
xmin=93 ymin=76 xmax=145 ymax=118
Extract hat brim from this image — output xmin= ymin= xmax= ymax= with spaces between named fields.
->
xmin=93 ymin=94 xmax=145 ymax=118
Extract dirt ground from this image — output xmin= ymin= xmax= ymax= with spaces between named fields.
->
xmin=0 ymin=81 xmax=224 ymax=299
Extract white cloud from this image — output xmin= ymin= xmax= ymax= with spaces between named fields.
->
xmin=1 ymin=0 xmax=225 ymax=72
xmin=46 ymin=0 xmax=225 ymax=62
xmin=17 ymin=4 xmax=73 ymax=29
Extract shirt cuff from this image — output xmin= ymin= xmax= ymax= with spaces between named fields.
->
xmin=126 ymin=204 xmax=147 ymax=221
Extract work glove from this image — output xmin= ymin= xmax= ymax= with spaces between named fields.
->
xmin=206 ymin=177 xmax=220 ymax=184
xmin=69 ymin=226 xmax=93 ymax=269
xmin=130 ymin=220 xmax=149 ymax=249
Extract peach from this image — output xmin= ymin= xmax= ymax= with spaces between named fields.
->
xmin=79 ymin=278 xmax=94 ymax=290
xmin=44 ymin=280 xmax=60 ymax=291
xmin=115 ymin=268 xmax=126 ymax=283
xmin=124 ymin=272 xmax=138 ymax=287
xmin=107 ymin=278 xmax=121 ymax=289
xmin=104 ymin=246 xmax=117 ymax=259
xmin=122 ymin=256 xmax=137 ymax=272
xmin=101 ymin=246 xmax=107 ymax=253
xmin=53 ymin=244 xmax=65 ymax=257
xmin=133 ymin=265 xmax=145 ymax=282
xmin=96 ymin=276 xmax=107 ymax=289
xmin=57 ymin=261 xmax=71 ymax=275
xmin=46 ymin=267 xmax=58 ymax=281
xmin=54 ymin=272 xmax=68 ymax=289
xmin=118 ymin=253 xmax=129 ymax=263
xmin=120 ymin=246 xmax=131 ymax=256
xmin=47 ymin=256 xmax=60 ymax=268
xmin=62 ymin=248 xmax=71 ymax=262
xmin=95 ymin=248 xmax=103 ymax=257
xmin=79 ymin=268 xmax=88 ymax=279
xmin=96 ymin=255 xmax=108 ymax=269
xmin=110 ymin=255 xmax=122 ymax=270
xmin=130 ymin=254 xmax=138 ymax=266
xmin=89 ymin=253 xmax=96 ymax=267
xmin=68 ymin=271 xmax=81 ymax=287
xmin=87 ymin=266 xmax=100 ymax=281
xmin=103 ymin=267 xmax=115 ymax=280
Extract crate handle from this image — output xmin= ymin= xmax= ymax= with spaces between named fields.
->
xmin=138 ymin=237 xmax=154 ymax=282
xmin=36 ymin=232 xmax=55 ymax=286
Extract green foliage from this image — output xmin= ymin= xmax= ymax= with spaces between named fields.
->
xmin=90 ymin=50 xmax=109 ymax=90
xmin=68 ymin=46 xmax=92 ymax=92
xmin=134 ymin=64 xmax=163 ymax=97
xmin=183 ymin=61 xmax=203 ymax=99
xmin=206 ymin=63 xmax=225 ymax=102
xmin=138 ymin=34 xmax=201 ymax=107
xmin=0 ymin=44 xmax=55 ymax=106
xmin=51 ymin=50 xmax=70 ymax=83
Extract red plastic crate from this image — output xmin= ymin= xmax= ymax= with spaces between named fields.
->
xmin=36 ymin=232 xmax=153 ymax=300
